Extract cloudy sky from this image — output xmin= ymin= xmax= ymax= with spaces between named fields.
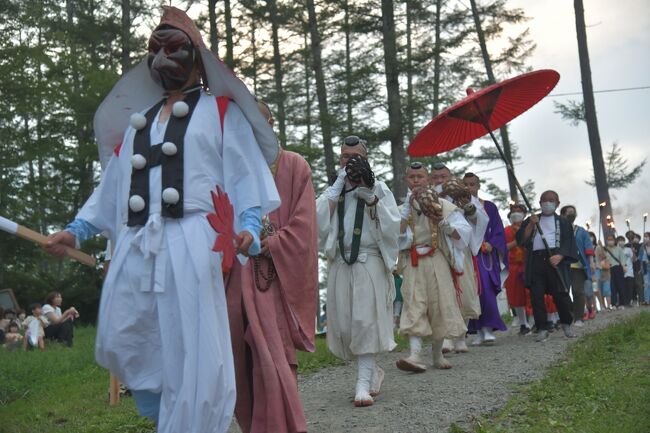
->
xmin=482 ymin=0 xmax=650 ymax=234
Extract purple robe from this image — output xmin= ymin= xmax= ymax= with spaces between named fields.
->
xmin=468 ymin=200 xmax=508 ymax=332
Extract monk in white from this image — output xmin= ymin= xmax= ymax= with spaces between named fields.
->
xmin=316 ymin=136 xmax=399 ymax=407
xmin=396 ymin=172 xmax=471 ymax=372
xmin=439 ymin=177 xmax=488 ymax=352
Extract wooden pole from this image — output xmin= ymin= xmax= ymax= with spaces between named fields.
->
xmin=109 ymin=374 xmax=121 ymax=406
xmin=15 ymin=225 xmax=96 ymax=267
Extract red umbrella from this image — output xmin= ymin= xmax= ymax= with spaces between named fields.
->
xmin=408 ymin=69 xmax=567 ymax=289
xmin=408 ymin=69 xmax=559 ymax=157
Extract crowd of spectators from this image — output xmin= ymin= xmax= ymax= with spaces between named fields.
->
xmin=0 ymin=291 xmax=79 ymax=351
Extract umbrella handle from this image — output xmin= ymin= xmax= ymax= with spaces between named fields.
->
xmin=477 ymin=115 xmax=568 ymax=291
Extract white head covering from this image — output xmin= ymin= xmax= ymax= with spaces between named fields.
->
xmin=93 ymin=6 xmax=278 ymax=169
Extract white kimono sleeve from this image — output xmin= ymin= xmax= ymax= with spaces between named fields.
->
xmin=443 ymin=208 xmax=472 ymax=273
xmin=76 ymin=154 xmax=121 ymax=244
xmin=221 ymin=102 xmax=280 ymax=222
xmin=367 ymin=182 xmax=401 ymax=271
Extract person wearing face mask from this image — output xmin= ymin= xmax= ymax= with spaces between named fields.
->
xmin=504 ymin=204 xmax=533 ymax=335
xmin=601 ymin=234 xmax=627 ymax=309
xmin=619 ymin=235 xmax=635 ymax=307
xmin=560 ymin=205 xmax=596 ymax=326
xmin=43 ymin=7 xmax=281 ymax=432
xmin=641 ymin=232 xmax=650 ymax=305
xmin=317 ymin=136 xmax=400 ymax=407
xmin=516 ymin=190 xmax=579 ymax=343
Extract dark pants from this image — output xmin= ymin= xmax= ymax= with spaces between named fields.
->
xmin=530 ymin=251 xmax=574 ymax=330
xmin=44 ymin=320 xmax=74 ymax=347
xmin=633 ymin=272 xmax=644 ymax=302
xmin=570 ymin=268 xmax=587 ymax=320
xmin=610 ymin=265 xmax=625 ymax=306
xmin=624 ymin=277 xmax=635 ymax=306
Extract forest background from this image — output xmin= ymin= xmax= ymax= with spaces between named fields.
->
xmin=0 ymin=0 xmax=647 ymax=323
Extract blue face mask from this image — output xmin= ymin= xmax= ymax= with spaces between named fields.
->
xmin=540 ymin=201 xmax=556 ymax=215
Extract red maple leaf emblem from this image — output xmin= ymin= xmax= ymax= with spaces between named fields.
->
xmin=207 ymin=185 xmax=236 ymax=275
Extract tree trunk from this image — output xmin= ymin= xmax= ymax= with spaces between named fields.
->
xmin=343 ymin=0 xmax=353 ymax=134
xmin=432 ymin=0 xmax=442 ymax=116
xmin=208 ymin=0 xmax=218 ymax=55
xmin=267 ymin=0 xmax=287 ymax=148
xmin=303 ymin=31 xmax=312 ymax=147
xmin=224 ymin=0 xmax=234 ymax=68
xmin=381 ymin=0 xmax=407 ymax=200
xmin=469 ymin=0 xmax=518 ymax=203
xmin=405 ymin=0 xmax=414 ymax=141
xmin=306 ymin=0 xmax=336 ymax=181
xmin=120 ymin=0 xmax=130 ymax=73
xmin=573 ymin=0 xmax=613 ymax=236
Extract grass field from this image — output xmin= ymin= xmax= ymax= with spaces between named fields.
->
xmin=459 ymin=311 xmax=650 ymax=433
xmin=4 ymin=315 xmax=647 ymax=433
xmin=0 ymin=327 xmax=344 ymax=433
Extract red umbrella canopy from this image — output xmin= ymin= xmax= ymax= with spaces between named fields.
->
xmin=408 ymin=69 xmax=560 ymax=157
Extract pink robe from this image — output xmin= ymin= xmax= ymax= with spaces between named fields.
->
xmin=226 ymin=150 xmax=318 ymax=433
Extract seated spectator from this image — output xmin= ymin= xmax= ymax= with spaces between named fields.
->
xmin=4 ymin=321 xmax=24 ymax=350
xmin=42 ymin=291 xmax=79 ymax=347
xmin=14 ymin=309 xmax=25 ymax=332
xmin=0 ymin=307 xmax=9 ymax=332
xmin=23 ymin=303 xmax=47 ymax=351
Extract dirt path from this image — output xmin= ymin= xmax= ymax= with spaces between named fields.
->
xmin=295 ymin=307 xmax=643 ymax=433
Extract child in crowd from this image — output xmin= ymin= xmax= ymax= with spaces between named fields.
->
xmin=23 ymin=303 xmax=47 ymax=351
xmin=4 ymin=322 xmax=24 ymax=349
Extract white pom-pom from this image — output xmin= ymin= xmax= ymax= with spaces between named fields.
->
xmin=129 ymin=195 xmax=146 ymax=212
xmin=131 ymin=154 xmax=147 ymax=170
xmin=172 ymin=101 xmax=189 ymax=118
xmin=130 ymin=113 xmax=147 ymax=130
xmin=162 ymin=187 xmax=180 ymax=205
xmin=161 ymin=141 xmax=177 ymax=156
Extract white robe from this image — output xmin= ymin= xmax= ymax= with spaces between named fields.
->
xmin=316 ymin=181 xmax=399 ymax=360
xmin=78 ymin=91 xmax=280 ymax=433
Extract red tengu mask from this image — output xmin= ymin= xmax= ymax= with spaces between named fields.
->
xmin=147 ymin=27 xmax=195 ymax=91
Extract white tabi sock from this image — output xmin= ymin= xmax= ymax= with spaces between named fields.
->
xmin=356 ymin=354 xmax=376 ymax=399
xmin=515 ymin=307 xmax=529 ymax=328
xmin=546 ymin=312 xmax=554 ymax=323
xmin=409 ymin=336 xmax=422 ymax=354
xmin=553 ymin=312 xmax=560 ymax=322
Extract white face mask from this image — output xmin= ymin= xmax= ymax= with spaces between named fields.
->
xmin=618 ymin=241 xmax=625 ymax=247
xmin=434 ymin=184 xmax=443 ymax=193
xmin=540 ymin=201 xmax=557 ymax=215
xmin=607 ymin=240 xmax=615 ymax=247
xmin=509 ymin=212 xmax=524 ymax=224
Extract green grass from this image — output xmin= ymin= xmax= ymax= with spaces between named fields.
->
xmin=468 ymin=312 xmax=650 ymax=433
xmin=0 ymin=327 xmax=347 ymax=433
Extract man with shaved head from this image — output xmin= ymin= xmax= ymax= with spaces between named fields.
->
xmin=517 ymin=190 xmax=579 ymax=342
xmin=317 ymin=136 xmax=400 ymax=407
xmin=396 ymin=162 xmax=471 ymax=372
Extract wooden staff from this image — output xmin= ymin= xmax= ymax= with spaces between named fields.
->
xmin=0 ymin=215 xmax=96 ymax=267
